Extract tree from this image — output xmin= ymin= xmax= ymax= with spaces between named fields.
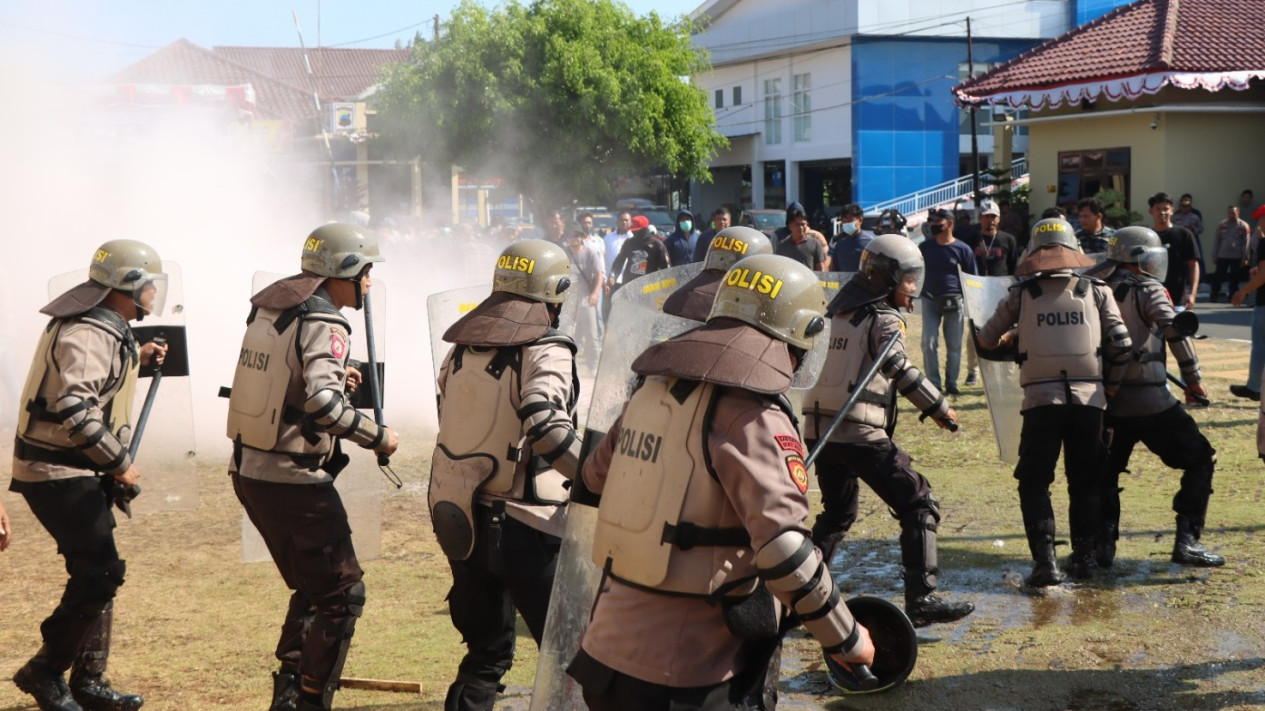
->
xmin=376 ymin=0 xmax=727 ymax=214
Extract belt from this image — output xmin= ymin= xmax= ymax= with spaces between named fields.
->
xmin=13 ymin=438 xmax=94 ymax=470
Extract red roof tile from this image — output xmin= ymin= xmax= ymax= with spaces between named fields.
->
xmin=212 ymin=46 xmax=410 ymax=101
xmin=955 ymin=0 xmax=1265 ymax=108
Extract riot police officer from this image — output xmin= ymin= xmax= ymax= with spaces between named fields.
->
xmin=662 ymin=225 xmax=773 ymax=321
xmin=977 ymin=219 xmax=1132 ymax=586
xmin=805 ymin=234 xmax=974 ymax=627
xmin=429 ymin=239 xmax=582 ymax=711
xmin=12 ymin=240 xmax=169 ymax=711
xmin=568 ymin=254 xmax=875 ymax=710
xmin=1091 ymin=226 xmax=1224 ymax=567
xmin=227 ymin=224 xmax=399 ymax=711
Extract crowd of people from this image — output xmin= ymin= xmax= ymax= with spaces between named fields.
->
xmin=5 ymin=185 xmax=1260 ymax=711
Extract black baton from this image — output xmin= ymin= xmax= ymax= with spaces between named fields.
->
xmin=117 ymin=337 xmax=166 ymax=517
xmin=1167 ymin=372 xmax=1209 ymax=407
xmin=361 ymin=290 xmax=401 ymax=487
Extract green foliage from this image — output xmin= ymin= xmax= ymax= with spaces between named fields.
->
xmin=1094 ymin=187 xmax=1144 ymax=227
xmin=376 ymin=0 xmax=727 ymax=211
xmin=985 ymin=165 xmax=1029 ymax=216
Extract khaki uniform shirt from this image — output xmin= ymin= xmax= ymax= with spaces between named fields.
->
xmin=805 ymin=308 xmax=907 ymax=444
xmin=580 ymin=386 xmax=813 ymax=688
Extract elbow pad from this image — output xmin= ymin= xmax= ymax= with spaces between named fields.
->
xmin=517 ymin=395 xmax=579 ymax=478
xmin=756 ymin=530 xmax=858 ymax=656
xmin=57 ymin=394 xmax=129 ymax=475
xmin=886 ymin=355 xmax=948 ymax=420
xmin=305 ymin=388 xmax=384 ymax=450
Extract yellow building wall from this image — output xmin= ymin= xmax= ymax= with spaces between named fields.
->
xmin=1029 ymin=109 xmax=1265 ymax=252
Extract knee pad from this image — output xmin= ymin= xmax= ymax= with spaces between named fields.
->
xmin=65 ymin=558 xmax=125 ymax=609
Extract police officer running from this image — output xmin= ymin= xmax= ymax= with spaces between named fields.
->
xmin=662 ymin=225 xmax=773 ymax=321
xmin=226 ymin=224 xmax=399 ymax=711
xmin=12 ymin=240 xmax=169 ymax=711
xmin=1090 ymin=226 xmax=1224 ymax=568
xmin=428 ymin=240 xmax=582 ymax=711
xmin=567 ymin=254 xmax=875 ymax=710
xmin=804 ymin=235 xmax=975 ymax=627
xmin=977 ymin=219 xmax=1133 ymax=586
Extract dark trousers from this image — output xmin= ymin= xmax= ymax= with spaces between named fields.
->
xmin=232 ymin=474 xmax=363 ymax=686
xmin=568 ymin=648 xmax=734 ymax=711
xmin=806 ymin=439 xmax=937 ymax=591
xmin=1014 ymin=405 xmax=1105 ymax=553
xmin=1104 ymin=404 xmax=1216 ymax=530
xmin=445 ymin=507 xmax=560 ymax=709
xmin=1208 ymin=258 xmax=1244 ymax=299
xmin=14 ymin=476 xmax=123 ymax=673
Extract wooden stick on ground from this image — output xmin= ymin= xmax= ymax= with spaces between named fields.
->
xmin=339 ymin=677 xmax=423 ymax=694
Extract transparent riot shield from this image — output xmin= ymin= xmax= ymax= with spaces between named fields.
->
xmin=620 ymin=262 xmax=704 ymax=311
xmin=426 ymin=284 xmax=492 ymax=386
xmin=47 ymin=264 xmax=198 ymax=513
xmin=239 ymin=272 xmax=383 ymax=563
xmin=530 ymin=285 xmax=699 ymax=711
xmin=960 ymin=271 xmax=1021 ymax=464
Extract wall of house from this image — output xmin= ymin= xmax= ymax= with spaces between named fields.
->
xmin=1029 ymin=109 xmax=1265 ymax=252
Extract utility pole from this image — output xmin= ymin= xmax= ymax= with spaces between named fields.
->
xmin=967 ymin=16 xmax=982 ymax=208
xmin=433 ymin=14 xmax=440 ymax=42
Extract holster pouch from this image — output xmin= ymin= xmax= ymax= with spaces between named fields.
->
xmin=321 ymin=439 xmax=350 ymax=479
xmin=482 ymin=502 xmax=507 ymax=576
xmin=720 ymin=581 xmax=780 ymax=640
xmin=936 ymin=293 xmax=962 ymax=313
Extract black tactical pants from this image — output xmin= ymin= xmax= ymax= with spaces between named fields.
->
xmin=1014 ymin=404 xmax=1105 ymax=552
xmin=806 ymin=439 xmax=937 ymax=586
xmin=13 ymin=476 xmax=124 ymax=673
xmin=232 ymin=474 xmax=364 ymax=690
xmin=444 ymin=505 xmax=560 ymax=711
xmin=568 ymin=648 xmax=735 ymax=711
xmin=1104 ymin=403 xmax=1216 ymax=528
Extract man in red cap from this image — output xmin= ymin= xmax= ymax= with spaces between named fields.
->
xmin=608 ymin=214 xmax=670 ymax=295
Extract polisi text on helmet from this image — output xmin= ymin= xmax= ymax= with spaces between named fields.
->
xmin=497 ymin=254 xmax=536 ymax=274
xmin=1037 ymin=311 xmax=1085 ymax=327
xmin=304 ymin=237 xmax=323 ymax=253
xmin=94 ymin=249 xmax=110 ymax=264
xmin=712 ymin=235 xmax=749 ymax=255
xmin=1034 ymin=222 xmax=1069 ymax=235
xmin=725 ymin=267 xmax=784 ymax=299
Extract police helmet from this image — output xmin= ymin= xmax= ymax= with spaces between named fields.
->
xmin=709 ymin=254 xmax=826 ymax=350
xmin=1027 ymin=218 xmax=1080 ymax=252
xmin=89 ymin=239 xmax=168 ymax=317
xmin=301 ymin=223 xmax=385 ymax=279
xmin=493 ymin=239 xmax=572 ymax=304
xmin=1107 ymin=225 xmax=1169 ymax=281
xmin=859 ymin=234 xmax=925 ymax=296
xmin=703 ymin=226 xmax=774 ymax=273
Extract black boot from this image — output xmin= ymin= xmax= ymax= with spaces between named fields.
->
xmin=1097 ymin=522 xmax=1118 ymax=568
xmin=14 ymin=659 xmax=84 ymax=711
xmin=444 ymin=678 xmax=501 ymax=711
xmin=67 ymin=669 xmax=143 ymax=711
xmin=1025 ymin=537 xmax=1065 ymax=588
xmin=1172 ymin=516 xmax=1226 ymax=567
xmin=270 ymin=669 xmax=300 ymax=711
xmin=1064 ymin=537 xmax=1098 ymax=580
xmin=904 ymin=575 xmax=974 ymax=627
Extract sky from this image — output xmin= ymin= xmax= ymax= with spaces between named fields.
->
xmin=1 ymin=0 xmax=692 ymax=80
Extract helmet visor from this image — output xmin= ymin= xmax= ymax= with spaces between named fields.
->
xmin=899 ymin=264 xmax=925 ymax=299
xmin=134 ymin=274 xmax=169 ymax=318
xmin=791 ymin=316 xmax=830 ymax=390
xmin=1136 ymin=246 xmax=1168 ymax=281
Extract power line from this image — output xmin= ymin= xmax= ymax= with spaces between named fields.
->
xmin=326 ymin=20 xmax=430 ymax=48
xmin=0 ymin=19 xmax=163 ymax=49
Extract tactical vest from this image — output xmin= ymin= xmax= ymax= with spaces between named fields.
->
xmin=18 ymin=307 xmax=139 ymax=455
xmin=1015 ymin=275 xmax=1102 ymax=386
xmin=1112 ymin=274 xmax=1166 ymax=387
xmin=591 ymin=376 xmax=761 ymax=599
xmin=429 ymin=334 xmax=578 ymax=561
xmin=225 ymin=296 xmax=350 ymax=457
xmin=804 ymin=304 xmax=898 ymax=432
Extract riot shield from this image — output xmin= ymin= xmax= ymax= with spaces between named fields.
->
xmin=47 ymin=264 xmax=198 ymax=513
xmin=960 ymin=270 xmax=1021 ymax=464
xmin=239 ymin=272 xmax=384 ymax=563
xmin=425 ymin=284 xmax=492 ymax=386
xmin=529 ymin=283 xmax=698 ymax=711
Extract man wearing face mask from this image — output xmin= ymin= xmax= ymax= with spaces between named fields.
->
xmin=829 ymin=204 xmax=875 ymax=272
xmin=918 ymin=208 xmax=978 ymax=394
xmin=664 ymin=210 xmax=701 ymax=266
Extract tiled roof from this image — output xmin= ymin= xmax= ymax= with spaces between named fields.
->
xmin=212 ymin=46 xmax=410 ymax=100
xmin=955 ymin=0 xmax=1265 ymax=108
xmin=108 ymin=39 xmax=317 ymax=122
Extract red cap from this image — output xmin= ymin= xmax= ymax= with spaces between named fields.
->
xmin=629 ymin=215 xmax=650 ymax=231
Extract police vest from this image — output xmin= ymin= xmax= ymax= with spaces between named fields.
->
xmin=225 ymin=297 xmax=350 ymax=457
xmin=18 ymin=307 xmax=139 ymax=454
xmin=591 ymin=376 xmax=762 ymax=599
xmin=804 ymin=304 xmax=898 ymax=432
xmin=1112 ymin=274 xmax=1166 ymax=387
xmin=1015 ymin=274 xmax=1103 ymax=386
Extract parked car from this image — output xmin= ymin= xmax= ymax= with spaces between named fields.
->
xmin=639 ymin=210 xmax=677 ymax=236
xmin=740 ymin=209 xmax=786 ymax=234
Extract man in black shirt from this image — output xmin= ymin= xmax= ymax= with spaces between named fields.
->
xmin=774 ymin=205 xmax=827 ymax=270
xmin=609 ymin=215 xmax=670 ymax=292
xmin=1150 ymin=192 xmax=1201 ymax=310
xmin=962 ymin=200 xmax=1018 ymax=385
